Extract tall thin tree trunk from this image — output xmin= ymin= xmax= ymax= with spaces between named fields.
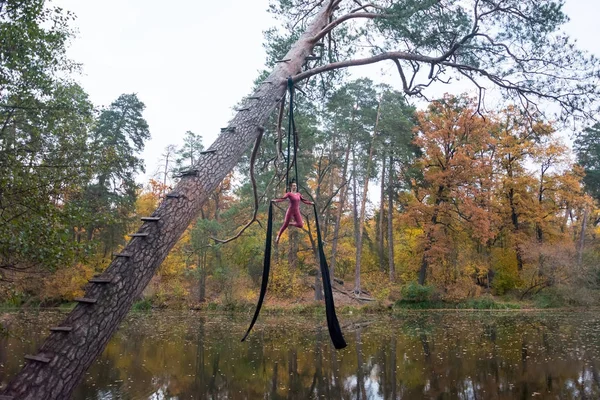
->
xmin=387 ymin=155 xmax=395 ymax=282
xmin=198 ymin=252 xmax=206 ymax=302
xmin=162 ymin=151 xmax=170 ymax=198
xmin=288 ymin=229 xmax=298 ymax=270
xmin=306 ymin=217 xmax=324 ymax=300
xmin=355 ymin=102 xmax=380 ymax=294
xmin=536 ymin=165 xmax=547 ymax=243
xmin=578 ymin=208 xmax=589 ymax=266
xmin=378 ymin=155 xmax=386 ymax=272
xmin=1 ymin=4 xmax=334 ymax=398
xmin=352 ymin=150 xmax=360 ymax=294
xmin=330 ymin=140 xmax=351 ymax=281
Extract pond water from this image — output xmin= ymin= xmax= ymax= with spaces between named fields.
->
xmin=1 ymin=310 xmax=600 ymax=399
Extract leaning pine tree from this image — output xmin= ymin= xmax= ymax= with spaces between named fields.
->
xmin=3 ymin=0 xmax=599 ymax=398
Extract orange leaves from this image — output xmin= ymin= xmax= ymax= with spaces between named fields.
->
xmin=407 ymin=94 xmax=590 ymax=289
xmin=413 ymin=94 xmax=497 ymax=245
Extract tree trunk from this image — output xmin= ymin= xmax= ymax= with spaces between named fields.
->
xmin=288 ymin=229 xmax=298 ymax=270
xmin=578 ymin=208 xmax=588 ymax=266
xmin=378 ymin=154 xmax=386 ymax=272
xmin=536 ymin=165 xmax=547 ymax=243
xmin=1 ymin=4 xmax=333 ymax=398
xmin=354 ymin=102 xmax=380 ymax=294
xmin=330 ymin=140 xmax=351 ymax=281
xmin=323 ymin=136 xmax=337 ymax=239
xmin=387 ymin=155 xmax=395 ymax=282
xmin=418 ymin=185 xmax=444 ymax=285
xmin=508 ymin=187 xmax=524 ymax=271
xmin=305 ymin=217 xmax=324 ymax=301
xmin=198 ymin=252 xmax=206 ymax=303
xmin=352 ymin=149 xmax=361 ymax=294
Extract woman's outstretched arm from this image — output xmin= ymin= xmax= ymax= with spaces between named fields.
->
xmin=300 ymin=195 xmax=314 ymax=205
xmin=272 ymin=192 xmax=290 ymax=203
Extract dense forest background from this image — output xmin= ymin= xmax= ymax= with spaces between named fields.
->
xmin=2 ymin=0 xmax=600 ymax=310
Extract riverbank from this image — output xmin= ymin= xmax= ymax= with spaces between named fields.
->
xmin=1 ymin=295 xmax=594 ymax=317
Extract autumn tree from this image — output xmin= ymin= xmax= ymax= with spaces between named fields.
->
xmin=411 ymin=95 xmax=495 ymax=286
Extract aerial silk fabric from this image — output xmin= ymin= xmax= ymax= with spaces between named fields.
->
xmin=241 ymin=202 xmax=347 ymax=349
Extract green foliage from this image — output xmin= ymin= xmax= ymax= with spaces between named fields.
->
xmin=132 ymin=298 xmax=153 ymax=312
xmin=175 ymin=131 xmax=204 ymax=172
xmin=533 ymin=290 xmax=565 ymax=309
xmin=81 ymin=93 xmax=150 ymax=253
xmin=400 ymin=281 xmax=435 ymax=303
xmin=574 ymin=123 xmax=600 ymax=201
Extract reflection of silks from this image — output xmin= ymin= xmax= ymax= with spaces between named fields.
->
xmin=241 ymin=202 xmax=347 ymax=349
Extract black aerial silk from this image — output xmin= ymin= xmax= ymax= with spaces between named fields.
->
xmin=241 ymin=202 xmax=346 ymax=349
xmin=241 ymin=76 xmax=346 ymax=349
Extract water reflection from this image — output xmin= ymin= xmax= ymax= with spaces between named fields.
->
xmin=1 ymin=311 xmax=600 ymax=399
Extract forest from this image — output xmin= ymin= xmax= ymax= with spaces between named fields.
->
xmin=1 ymin=0 xmax=600 ymax=314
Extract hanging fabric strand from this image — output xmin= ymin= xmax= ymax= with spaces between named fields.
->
xmin=286 ymin=77 xmax=299 ymax=190
xmin=312 ymin=203 xmax=347 ymax=349
xmin=242 ymin=77 xmax=346 ymax=350
xmin=241 ymin=202 xmax=274 ymax=343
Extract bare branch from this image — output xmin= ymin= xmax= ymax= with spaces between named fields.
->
xmin=293 ymin=51 xmax=438 ymax=82
xmin=350 ymin=2 xmax=386 ymax=13
xmin=312 ymin=12 xmax=390 ymax=43
xmin=211 ymin=127 xmax=264 ymax=244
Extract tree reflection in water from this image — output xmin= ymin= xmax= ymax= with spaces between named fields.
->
xmin=1 ymin=311 xmax=600 ymax=399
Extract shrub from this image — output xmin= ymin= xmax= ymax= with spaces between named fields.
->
xmin=400 ymin=281 xmax=434 ymax=303
xmin=131 ymin=298 xmax=152 ymax=311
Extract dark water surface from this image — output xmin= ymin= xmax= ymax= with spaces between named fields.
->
xmin=1 ymin=310 xmax=600 ymax=399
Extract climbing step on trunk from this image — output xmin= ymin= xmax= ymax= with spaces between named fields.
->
xmin=74 ymin=297 xmax=97 ymax=304
xmin=89 ymin=277 xmax=112 ymax=283
xmin=141 ymin=217 xmax=160 ymax=222
xmin=128 ymin=233 xmax=149 ymax=238
xmin=49 ymin=327 xmax=73 ymax=332
xmin=24 ymin=355 xmax=51 ymax=363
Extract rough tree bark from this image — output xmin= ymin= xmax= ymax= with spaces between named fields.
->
xmin=1 ymin=3 xmax=334 ymax=398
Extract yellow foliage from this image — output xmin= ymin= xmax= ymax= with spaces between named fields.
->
xmin=394 ymin=226 xmax=422 ymax=283
xmin=41 ymin=263 xmax=95 ymax=302
xmin=269 ymin=263 xmax=304 ymax=299
xmin=362 ymin=270 xmax=395 ymax=302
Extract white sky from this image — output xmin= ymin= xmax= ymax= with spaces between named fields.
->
xmin=52 ymin=0 xmax=600 ymax=184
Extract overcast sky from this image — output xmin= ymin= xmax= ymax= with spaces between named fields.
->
xmin=52 ymin=0 xmax=600 ymax=184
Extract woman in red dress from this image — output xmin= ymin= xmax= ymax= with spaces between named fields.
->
xmin=272 ymin=181 xmax=314 ymax=244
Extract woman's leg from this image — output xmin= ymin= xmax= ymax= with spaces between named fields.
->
xmin=290 ymin=209 xmax=303 ymax=228
xmin=276 ymin=210 xmax=293 ymax=243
